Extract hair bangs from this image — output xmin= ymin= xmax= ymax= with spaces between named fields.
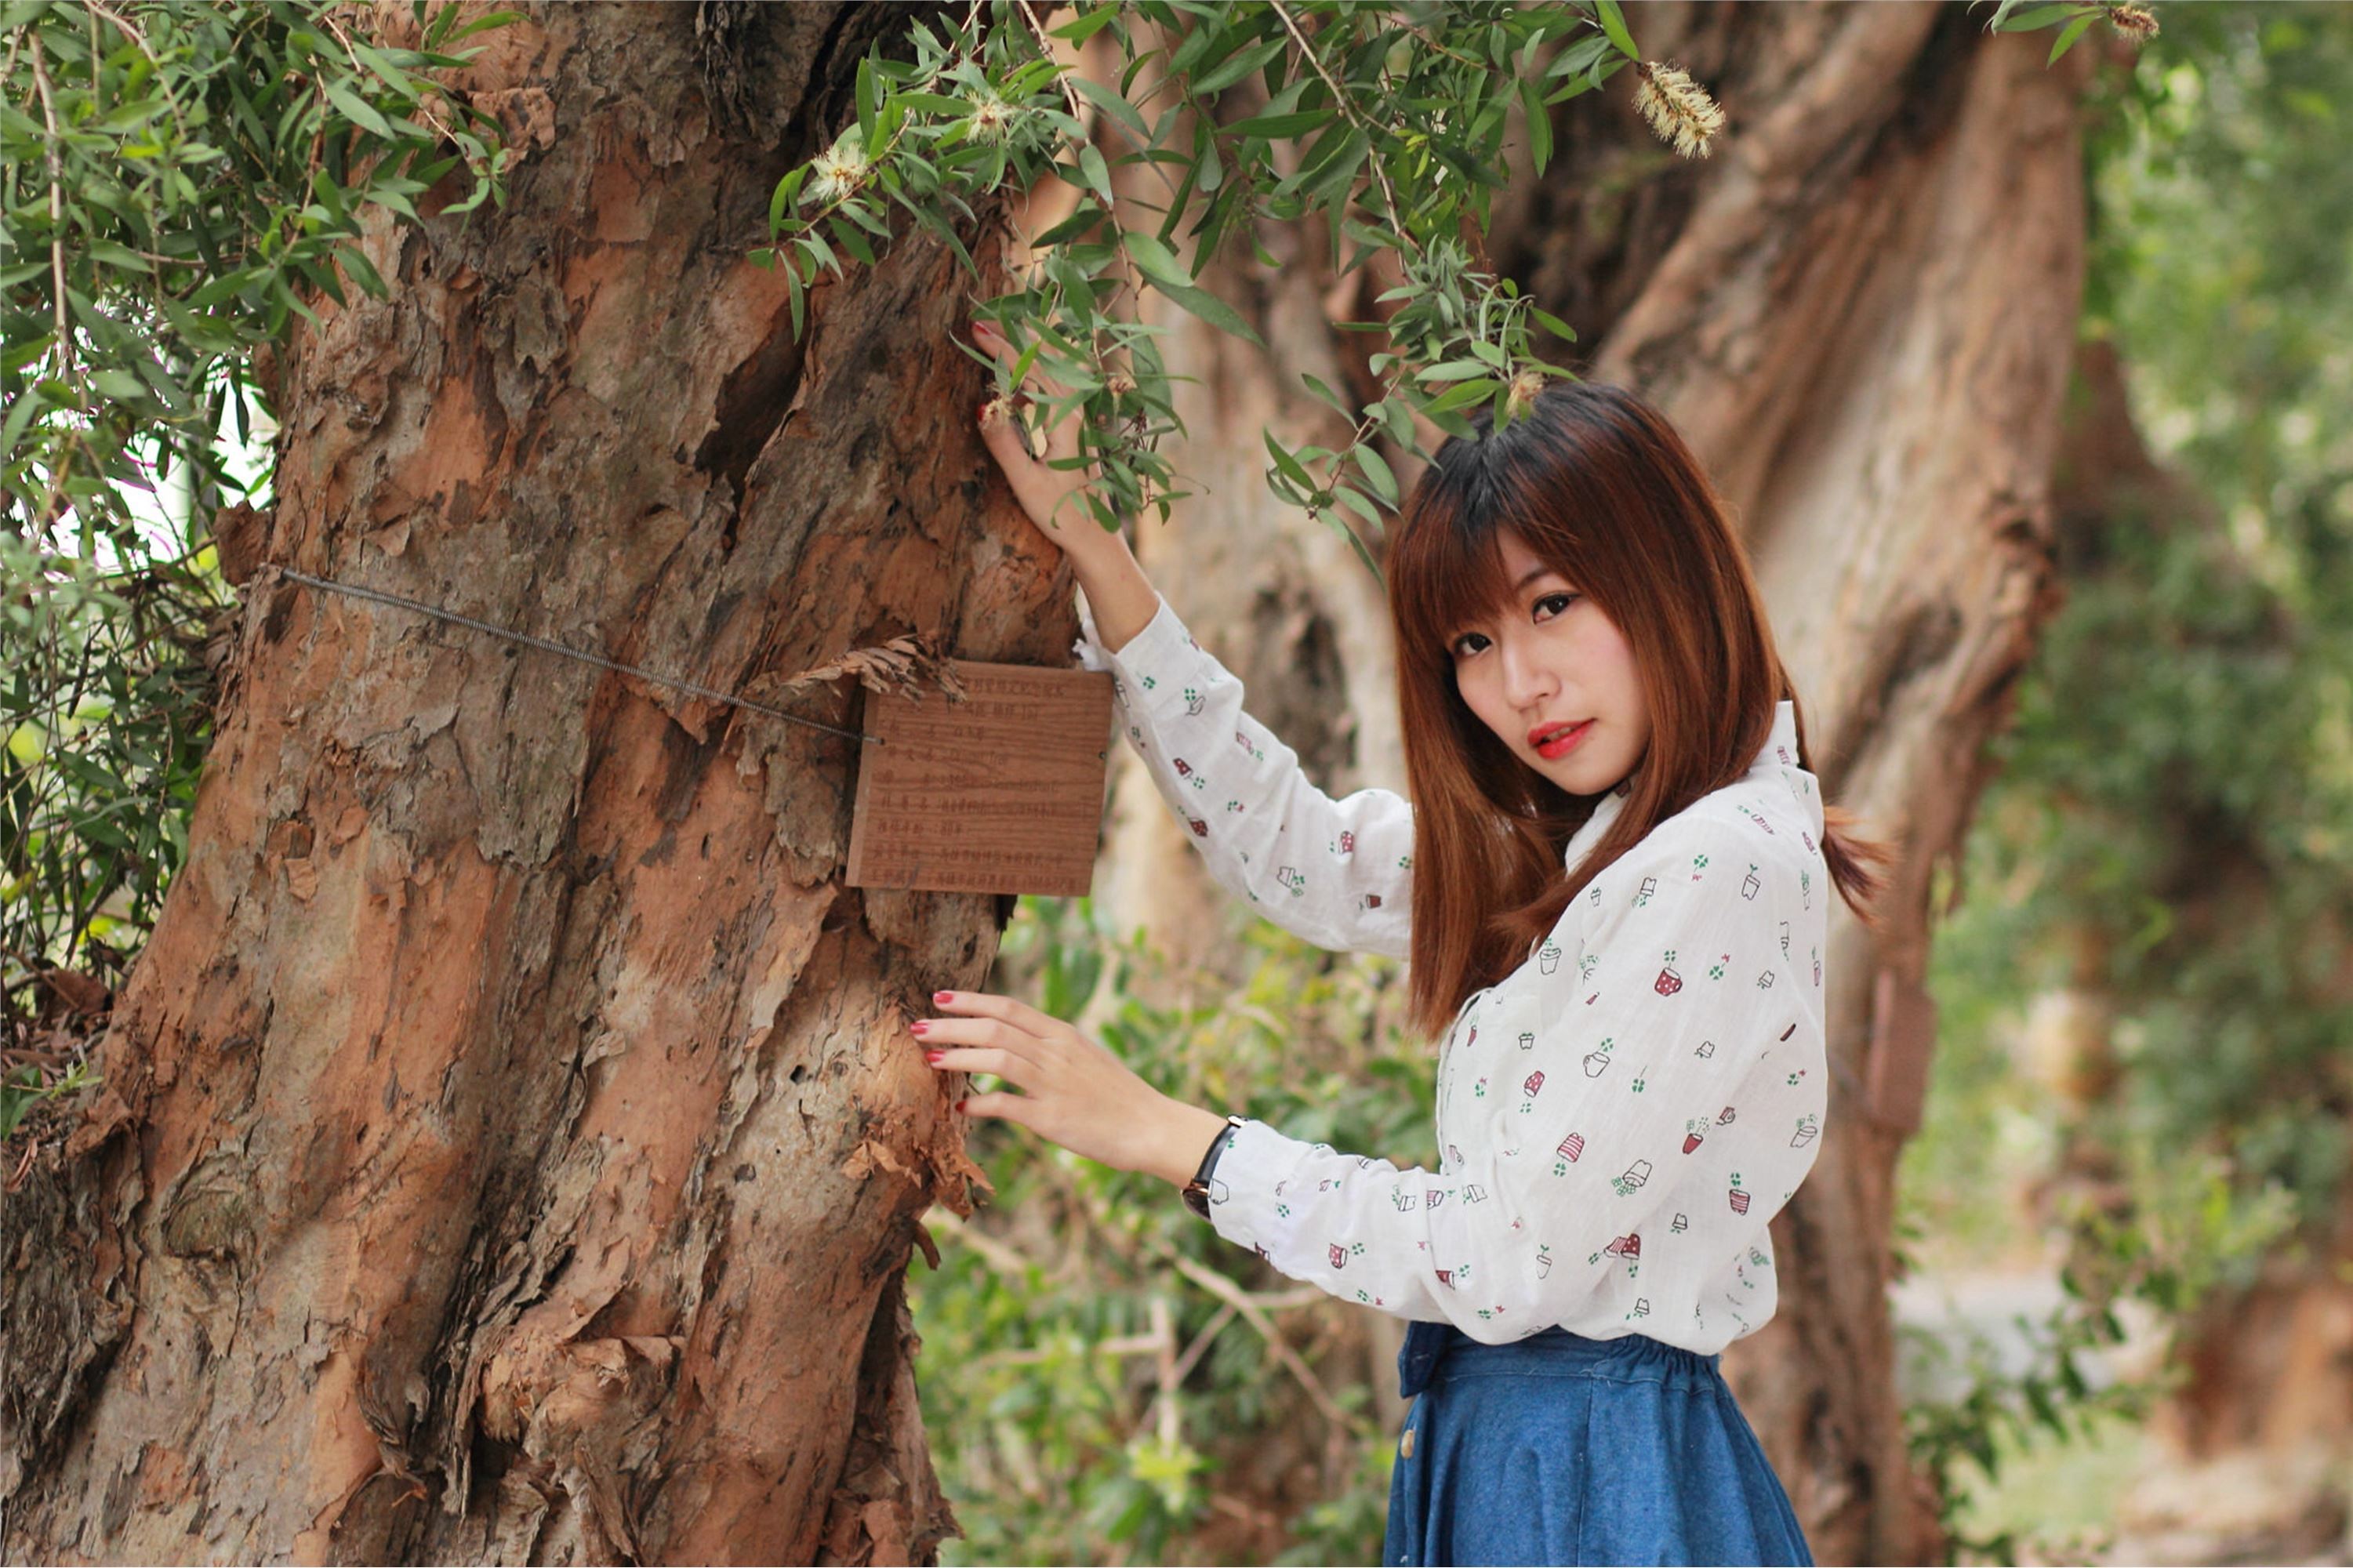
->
xmin=1390 ymin=452 xmax=1527 ymax=673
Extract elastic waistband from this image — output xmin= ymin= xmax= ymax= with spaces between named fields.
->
xmin=1399 ymin=1321 xmax=1723 ymax=1400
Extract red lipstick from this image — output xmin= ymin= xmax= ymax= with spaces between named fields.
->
xmin=1532 ymin=720 xmax=1594 ymax=759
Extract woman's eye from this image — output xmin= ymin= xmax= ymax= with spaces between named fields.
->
xmin=1451 ymin=595 xmax=1576 ymax=658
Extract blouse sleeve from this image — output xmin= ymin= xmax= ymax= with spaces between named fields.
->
xmin=1071 ymin=590 xmax=1414 ymax=960
xmin=1200 ymin=813 xmax=1824 ymax=1339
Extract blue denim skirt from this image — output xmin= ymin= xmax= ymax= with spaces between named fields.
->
xmin=1383 ymin=1321 xmax=1814 ymax=1566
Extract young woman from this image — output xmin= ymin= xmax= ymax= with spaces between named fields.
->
xmin=912 ymin=320 xmax=1890 ymax=1566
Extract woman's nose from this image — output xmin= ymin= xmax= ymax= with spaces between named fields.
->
xmin=1499 ymin=643 xmax=1557 ymax=706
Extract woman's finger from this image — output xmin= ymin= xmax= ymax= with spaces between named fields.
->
xmin=955 ymin=1088 xmax=1029 ymax=1127
xmin=932 ymin=989 xmax=1062 ymax=1047
xmin=924 ymin=1045 xmax=1027 ymax=1084
xmin=917 ymin=1012 xmax=1036 ymax=1058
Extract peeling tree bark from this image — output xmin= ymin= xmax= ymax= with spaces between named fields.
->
xmin=1084 ymin=6 xmax=2097 ymax=1561
xmin=0 ymin=5 xmax=1038 ymax=1562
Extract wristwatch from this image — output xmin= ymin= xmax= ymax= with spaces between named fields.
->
xmin=1180 ymin=1114 xmax=1247 ymax=1220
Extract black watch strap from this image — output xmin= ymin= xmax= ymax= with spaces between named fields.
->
xmin=1181 ymin=1114 xmax=1247 ymax=1219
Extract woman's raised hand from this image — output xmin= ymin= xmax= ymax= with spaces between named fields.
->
xmin=968 ymin=320 xmax=1116 ymax=554
xmin=964 ymin=318 xmax=1162 ymax=654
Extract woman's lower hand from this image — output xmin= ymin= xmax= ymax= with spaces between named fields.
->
xmin=916 ymin=989 xmax=1232 ymax=1188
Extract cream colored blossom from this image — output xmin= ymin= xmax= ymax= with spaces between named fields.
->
xmin=1505 ymin=366 xmax=1546 ymax=419
xmin=2107 ymin=3 xmax=2159 ymax=44
xmin=966 ymin=87 xmax=1019 ymax=145
xmin=1633 ymin=61 xmax=1724 ymax=160
xmin=808 ymin=129 xmax=869 ymax=205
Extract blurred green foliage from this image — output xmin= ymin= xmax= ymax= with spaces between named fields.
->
xmin=0 ymin=531 xmax=218 ymax=1136
xmin=913 ymin=895 xmax=1428 ymax=1565
xmin=2 ymin=0 xmax=512 ymax=544
xmin=1899 ymin=4 xmax=2353 ymax=1557
xmin=3 ymin=0 xmax=516 ymax=1127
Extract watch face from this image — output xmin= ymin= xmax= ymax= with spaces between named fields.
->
xmin=1182 ymin=1185 xmax=1210 ymax=1218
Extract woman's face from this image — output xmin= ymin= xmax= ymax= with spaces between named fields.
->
xmin=1446 ymin=528 xmax=1650 ymax=796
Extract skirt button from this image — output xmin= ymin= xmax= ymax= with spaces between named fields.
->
xmin=1400 ymin=1428 xmax=1415 ymax=1458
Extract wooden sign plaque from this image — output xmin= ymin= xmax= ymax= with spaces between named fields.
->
xmin=846 ymin=660 xmax=1113 ymax=896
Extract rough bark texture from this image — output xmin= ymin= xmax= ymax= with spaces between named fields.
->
xmin=1083 ymin=6 xmax=2095 ymax=1562
xmin=1 ymin=4 xmax=1037 ymax=1562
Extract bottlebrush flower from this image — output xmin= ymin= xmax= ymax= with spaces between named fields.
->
xmin=1632 ymin=61 xmax=1724 ymax=159
xmin=808 ymin=129 xmax=870 ymax=204
xmin=2107 ymin=3 xmax=2159 ymax=44
xmin=964 ymin=87 xmax=1024 ymax=144
xmin=1505 ymin=365 xmax=1546 ymax=419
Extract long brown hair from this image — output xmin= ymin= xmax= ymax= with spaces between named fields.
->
xmin=1386 ymin=380 xmax=1894 ymax=1042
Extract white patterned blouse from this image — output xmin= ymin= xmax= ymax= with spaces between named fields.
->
xmin=1073 ymin=589 xmax=1832 ymax=1353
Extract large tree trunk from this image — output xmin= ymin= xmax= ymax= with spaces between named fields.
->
xmin=1082 ymin=6 xmax=2094 ymax=1562
xmin=1 ymin=5 xmax=1033 ymax=1561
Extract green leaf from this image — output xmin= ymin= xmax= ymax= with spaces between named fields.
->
xmin=1352 ymin=443 xmax=1398 ymax=506
xmin=1425 ymin=377 xmax=1499 ymax=414
xmin=1594 ymin=0 xmax=1639 ymax=61
xmin=0 ymin=331 xmax=52 ymax=374
xmin=1528 ymin=306 xmax=1578 ymax=342
xmin=2047 ymin=10 xmax=2097 ymax=63
xmin=1079 ymin=143 xmax=1115 ymax=205
xmin=1227 ymin=107 xmax=1331 ymax=140
xmin=839 ymin=199 xmax=891 ymax=238
xmin=1520 ymin=71 xmax=1553 ymax=176
xmin=352 ymin=40 xmax=421 ymax=99
xmin=337 ymin=241 xmax=387 ymax=297
xmin=1192 ymin=34 xmax=1287 ymax=98
xmin=1051 ymin=4 xmax=1123 ymax=45
xmin=1123 ymin=230 xmax=1194 ymax=290
xmin=1328 ymin=506 xmax=1385 ymax=586
xmin=896 ymin=91 xmax=969 ymax=114
xmin=1035 ymin=201 xmax=1106 ymax=247
xmin=323 ymin=80 xmax=395 ymax=140
xmin=827 ymin=213 xmax=877 ymax=267
xmin=1297 ymin=372 xmax=1351 ymax=417
xmin=1071 ymin=76 xmax=1150 ymax=150
xmin=856 ymin=55 xmax=879 ymax=148
xmin=1157 ymin=279 xmax=1263 ymax=347
xmin=91 ymin=369 xmax=153 ymax=406
xmin=1262 ymin=429 xmax=1316 ymax=491
xmin=1300 ymin=126 xmax=1370 ymax=205
xmin=1333 ymin=480 xmax=1382 ymax=525
xmin=769 ymin=165 xmax=806 ymax=235
xmin=442 ymin=9 xmax=526 ymax=45
xmin=1994 ymin=3 xmax=2082 ymax=31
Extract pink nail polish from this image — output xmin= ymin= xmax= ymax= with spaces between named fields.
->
xmin=911 ymin=1020 xmax=929 ymax=1036
xmin=925 ymin=1049 xmax=943 ymax=1063
xmin=935 ymin=991 xmax=954 ymax=1005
